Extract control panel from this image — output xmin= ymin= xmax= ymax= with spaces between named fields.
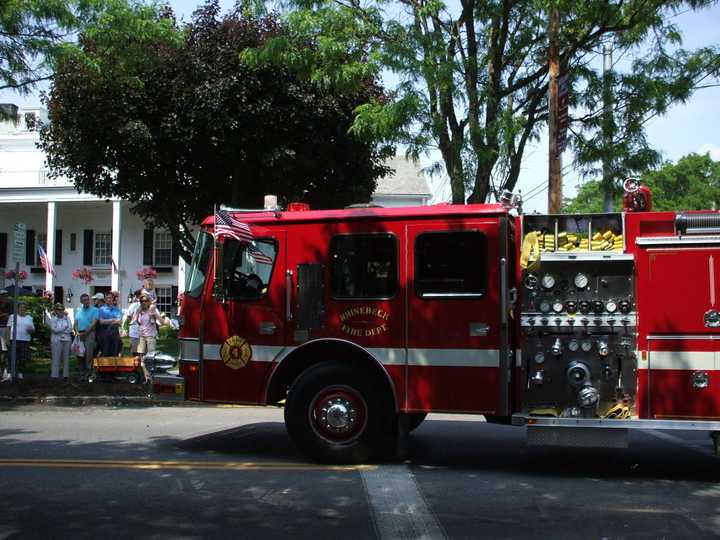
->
xmin=520 ymin=257 xmax=637 ymax=418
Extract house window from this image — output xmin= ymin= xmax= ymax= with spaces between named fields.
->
xmin=154 ymin=231 xmax=173 ymax=266
xmin=414 ymin=231 xmax=487 ymax=298
xmin=94 ymin=232 xmax=112 ymax=265
xmin=155 ymin=286 xmax=172 ymax=314
xmin=35 ymin=233 xmax=47 ymax=266
xmin=330 ymin=234 xmax=397 ymax=299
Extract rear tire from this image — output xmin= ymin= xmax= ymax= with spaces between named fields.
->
xmin=285 ymin=361 xmax=392 ymax=464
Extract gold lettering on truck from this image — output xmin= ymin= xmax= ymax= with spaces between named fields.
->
xmin=339 ymin=306 xmax=391 ymax=337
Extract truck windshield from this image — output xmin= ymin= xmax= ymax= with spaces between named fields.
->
xmin=185 ymin=232 xmax=213 ymax=298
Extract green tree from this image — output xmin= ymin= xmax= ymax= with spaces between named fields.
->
xmin=40 ymin=0 xmax=392 ymax=260
xmin=0 ymin=0 xmax=106 ymax=98
xmin=249 ymin=0 xmax=720 ymax=204
xmin=563 ymin=153 xmax=720 ymax=212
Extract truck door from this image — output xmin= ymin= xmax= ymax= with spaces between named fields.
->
xmin=406 ymin=219 xmax=508 ymax=413
xmin=201 ymin=229 xmax=286 ymax=403
xmin=640 ymin=246 xmax=720 ymax=418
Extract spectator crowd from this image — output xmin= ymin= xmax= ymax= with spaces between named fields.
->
xmin=0 ymin=282 xmax=169 ymax=383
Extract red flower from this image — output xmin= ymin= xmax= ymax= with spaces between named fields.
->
xmin=136 ymin=266 xmax=158 ymax=280
xmin=72 ymin=267 xmax=94 ymax=284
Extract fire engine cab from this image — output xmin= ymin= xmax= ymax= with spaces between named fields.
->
xmin=166 ymin=190 xmax=720 ymax=463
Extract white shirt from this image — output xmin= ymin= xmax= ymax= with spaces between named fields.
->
xmin=49 ymin=315 xmax=73 ymax=343
xmin=125 ymin=302 xmax=141 ymax=339
xmin=8 ymin=314 xmax=35 ymax=342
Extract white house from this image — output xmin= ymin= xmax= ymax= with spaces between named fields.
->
xmin=0 ymin=103 xmax=430 ymax=313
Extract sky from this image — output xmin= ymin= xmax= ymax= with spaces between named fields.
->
xmin=3 ymin=1 xmax=718 ymax=212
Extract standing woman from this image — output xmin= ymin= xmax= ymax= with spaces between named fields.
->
xmin=132 ymin=294 xmax=160 ymax=356
xmin=121 ymin=290 xmax=142 ymax=355
xmin=99 ymin=292 xmax=123 ymax=356
xmin=7 ymin=302 xmax=35 ymax=380
xmin=48 ymin=303 xmax=72 ymax=380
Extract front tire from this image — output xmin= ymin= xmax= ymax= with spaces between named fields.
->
xmin=285 ymin=362 xmax=391 ymax=464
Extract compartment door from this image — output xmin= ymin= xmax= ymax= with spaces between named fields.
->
xmin=406 ymin=220 xmax=504 ymax=413
xmin=643 ymin=248 xmax=720 ymax=418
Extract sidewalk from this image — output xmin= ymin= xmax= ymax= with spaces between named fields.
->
xmin=0 ymin=373 xmax=199 ymax=407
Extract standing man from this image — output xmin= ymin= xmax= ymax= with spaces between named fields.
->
xmin=92 ymin=293 xmax=106 ymax=358
xmin=7 ymin=302 xmax=34 ymax=380
xmin=98 ymin=292 xmax=122 ymax=356
xmin=73 ymin=293 xmax=98 ymax=378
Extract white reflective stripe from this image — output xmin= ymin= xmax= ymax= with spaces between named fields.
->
xmin=202 ymin=344 xmax=285 ymax=362
xmin=179 ymin=339 xmax=200 ymax=361
xmin=648 ymin=351 xmax=716 ymax=371
xmin=366 ymin=348 xmax=406 ymax=365
xmin=516 ymin=349 xmax=522 ymax=367
xmin=407 ymin=348 xmax=499 ymax=367
xmin=199 ymin=343 xmax=499 ymax=368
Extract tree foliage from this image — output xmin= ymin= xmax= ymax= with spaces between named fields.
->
xmin=0 ymin=0 xmax=103 ymax=99
xmin=40 ymin=0 xmax=392 ymax=260
xmin=563 ymin=153 xmax=720 ymax=213
xmin=250 ymin=0 xmax=720 ymax=204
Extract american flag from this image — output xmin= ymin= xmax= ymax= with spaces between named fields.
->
xmin=214 ymin=209 xmax=254 ymax=244
xmin=38 ymin=245 xmax=54 ymax=275
xmin=248 ymin=245 xmax=273 ymax=265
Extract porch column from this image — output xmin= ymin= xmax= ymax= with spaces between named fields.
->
xmin=111 ymin=200 xmax=121 ymax=292
xmin=178 ymin=256 xmax=186 ymax=293
xmin=45 ymin=201 xmax=56 ymax=292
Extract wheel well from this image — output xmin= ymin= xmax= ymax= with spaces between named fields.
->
xmin=265 ymin=340 xmax=398 ymax=412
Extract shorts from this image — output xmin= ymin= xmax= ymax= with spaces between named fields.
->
xmin=137 ymin=336 xmax=157 ymax=354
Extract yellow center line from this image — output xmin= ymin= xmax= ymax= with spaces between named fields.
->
xmin=0 ymin=458 xmax=375 ymax=472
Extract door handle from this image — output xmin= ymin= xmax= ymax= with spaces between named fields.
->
xmin=259 ymin=322 xmax=277 ymax=335
xmin=286 ymin=270 xmax=294 ymax=321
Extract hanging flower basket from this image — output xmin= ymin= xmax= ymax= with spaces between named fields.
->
xmin=72 ymin=267 xmax=94 ymax=284
xmin=4 ymin=269 xmax=28 ymax=281
xmin=136 ymin=266 xmax=158 ymax=280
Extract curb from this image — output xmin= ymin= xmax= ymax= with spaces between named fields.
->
xmin=0 ymin=395 xmax=249 ymax=408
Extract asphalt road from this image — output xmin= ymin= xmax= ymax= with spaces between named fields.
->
xmin=1 ymin=405 xmax=719 ymax=539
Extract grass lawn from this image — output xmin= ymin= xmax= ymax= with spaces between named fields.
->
xmin=22 ymin=330 xmax=179 ymax=375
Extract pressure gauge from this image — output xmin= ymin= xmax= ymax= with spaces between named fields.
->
xmin=552 ymin=301 xmax=564 ymax=313
xmin=574 ymin=273 xmax=589 ymax=289
xmin=534 ymin=352 xmax=545 ymax=364
xmin=606 ymin=300 xmax=618 ymax=313
xmin=581 ymin=340 xmax=593 ymax=352
xmin=541 ymin=274 xmax=556 ymax=290
xmin=539 ymin=300 xmax=551 ymax=313
xmin=568 ymin=339 xmax=580 ymax=352
xmin=525 ymin=274 xmax=538 ymax=290
xmin=579 ymin=301 xmax=591 ymax=314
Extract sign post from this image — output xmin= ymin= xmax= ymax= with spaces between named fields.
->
xmin=9 ymin=223 xmax=26 ymax=382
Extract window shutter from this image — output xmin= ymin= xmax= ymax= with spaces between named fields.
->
xmin=83 ymin=230 xmax=94 ymax=266
xmin=0 ymin=233 xmax=7 ymax=268
xmin=54 ymin=286 xmax=64 ymax=304
xmin=171 ymin=238 xmax=179 ymax=266
xmin=171 ymin=285 xmax=179 ymax=313
xmin=25 ymin=230 xmax=35 ymax=265
xmin=54 ymin=229 xmax=62 ymax=265
xmin=143 ymin=229 xmax=154 ymax=265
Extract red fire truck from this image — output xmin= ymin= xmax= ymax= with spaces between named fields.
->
xmin=162 ymin=186 xmax=720 ymax=463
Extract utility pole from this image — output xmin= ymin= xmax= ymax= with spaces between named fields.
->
xmin=602 ymin=42 xmax=615 ymax=212
xmin=547 ymin=1 xmax=562 ymax=213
